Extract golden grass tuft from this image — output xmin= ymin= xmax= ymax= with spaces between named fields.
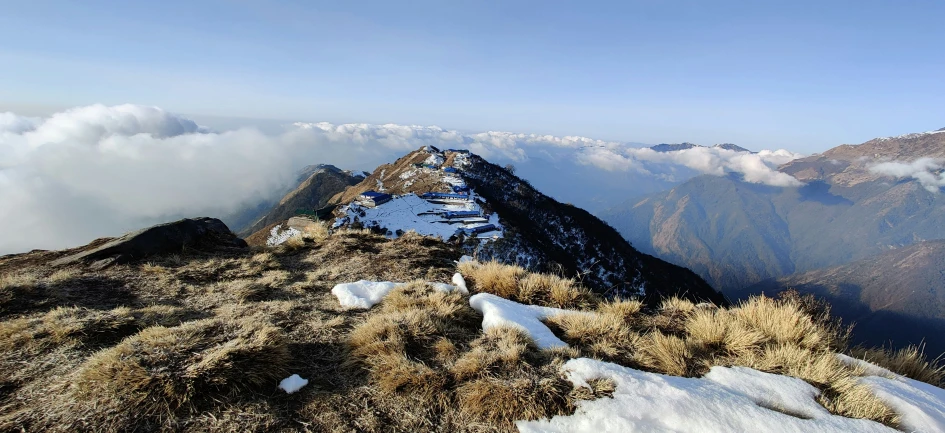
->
xmin=661 ymin=296 xmax=696 ymax=314
xmin=598 ymin=298 xmax=643 ymax=322
xmin=139 ymin=263 xmax=168 ymax=275
xmin=456 ymin=376 xmax=572 ymax=426
xmin=849 ymin=345 xmax=945 ymax=386
xmin=0 ymin=270 xmax=39 ymax=290
xmin=545 ymin=312 xmax=639 ymax=365
xmin=75 ymin=314 xmax=289 ymax=423
xmin=636 ymin=331 xmax=691 ymax=376
xmin=450 ymin=327 xmax=536 ymax=381
xmin=0 ymin=271 xmax=40 ymax=312
xmin=458 ymin=260 xmax=597 ymax=309
xmin=730 ymin=296 xmax=831 ymax=350
xmin=458 ymin=260 xmax=525 ymax=299
xmin=685 ymin=309 xmax=764 ymax=357
xmin=298 ymin=220 xmax=330 ymax=243
xmin=282 ymin=233 xmax=307 ymax=250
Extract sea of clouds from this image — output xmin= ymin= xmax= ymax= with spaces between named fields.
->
xmin=0 ymin=104 xmax=805 ymax=254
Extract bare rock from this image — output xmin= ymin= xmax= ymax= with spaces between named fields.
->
xmin=50 ymin=217 xmax=247 ymax=267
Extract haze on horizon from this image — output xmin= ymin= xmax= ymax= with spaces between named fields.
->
xmin=2 ymin=0 xmax=944 ymax=153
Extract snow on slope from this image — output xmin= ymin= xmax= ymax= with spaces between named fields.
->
xmin=469 ymin=293 xmax=589 ymax=349
xmin=334 ymin=193 xmax=503 ymax=240
xmin=838 ymin=354 xmax=945 ymax=432
xmin=517 ymin=358 xmax=898 ymax=433
xmin=332 ymin=151 xmax=504 ymax=241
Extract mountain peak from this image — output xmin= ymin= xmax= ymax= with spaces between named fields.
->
xmin=649 ymin=142 xmax=753 ymax=153
xmin=650 ymin=142 xmax=700 ymax=152
xmin=319 ymin=146 xmax=725 ymax=303
xmin=713 ymin=143 xmax=752 ymax=152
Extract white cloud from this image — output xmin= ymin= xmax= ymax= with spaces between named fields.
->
xmin=0 ymin=104 xmax=804 ymax=254
xmin=573 ymin=145 xmax=804 ymax=187
xmin=297 ymin=121 xmax=804 ymax=186
xmin=870 ymin=157 xmax=945 ymax=193
xmin=0 ymin=105 xmax=417 ymax=253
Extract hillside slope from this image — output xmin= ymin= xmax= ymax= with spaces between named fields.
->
xmin=2 ymin=219 xmax=944 ymax=432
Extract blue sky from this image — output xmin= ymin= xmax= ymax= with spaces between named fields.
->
xmin=1 ymin=0 xmax=943 ymax=152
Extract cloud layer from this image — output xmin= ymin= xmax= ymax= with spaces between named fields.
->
xmin=0 ymin=104 xmax=803 ymax=253
xmin=870 ymin=158 xmax=945 ymax=192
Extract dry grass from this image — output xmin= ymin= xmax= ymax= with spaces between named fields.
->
xmin=347 ymin=283 xmax=576 ymax=429
xmin=140 ymin=262 xmax=168 ymax=275
xmin=545 ymin=312 xmax=639 ymax=365
xmin=636 ymin=331 xmax=691 ymax=376
xmin=45 ymin=268 xmax=81 ymax=283
xmin=298 ymin=220 xmax=330 ymax=243
xmin=1 ymin=230 xmax=941 ymax=432
xmin=731 ymin=296 xmax=834 ymax=350
xmin=0 ymin=270 xmax=40 ymax=313
xmin=458 ymin=260 xmax=598 ymax=309
xmin=0 ymin=270 xmax=39 ymax=290
xmin=74 ymin=314 xmax=290 ymax=427
xmin=850 ymin=345 xmax=945 ymax=386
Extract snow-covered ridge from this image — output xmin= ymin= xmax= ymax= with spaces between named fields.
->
xmin=332 ymin=148 xmax=504 ymax=242
xmin=876 ymin=129 xmax=945 ymax=141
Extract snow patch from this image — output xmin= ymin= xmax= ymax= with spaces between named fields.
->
xmin=452 ymin=272 xmax=468 ymax=295
xmin=331 ymin=280 xmax=405 ymax=309
xmin=468 ymin=293 xmax=587 ymax=349
xmin=279 ymin=374 xmax=309 ymax=394
xmin=876 ymin=129 xmax=945 ymax=141
xmin=424 ymin=153 xmax=445 ymax=166
xmin=517 ymin=358 xmax=899 ymax=433
xmin=335 ymin=193 xmax=503 ymax=241
xmin=332 ymin=280 xmax=467 ymax=309
xmin=266 ymin=224 xmax=301 ymax=246
xmin=838 ymin=354 xmax=945 ymax=432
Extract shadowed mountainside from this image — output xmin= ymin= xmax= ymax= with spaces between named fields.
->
xmin=604 ymin=130 xmax=945 ymax=291
xmin=740 ymin=240 xmax=945 ymax=356
xmin=237 ymin=165 xmax=364 ymax=237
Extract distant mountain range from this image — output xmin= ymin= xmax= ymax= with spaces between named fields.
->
xmin=650 ymin=142 xmax=752 ymax=153
xmin=602 ymin=128 xmax=945 ymax=352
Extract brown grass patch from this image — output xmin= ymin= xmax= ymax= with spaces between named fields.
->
xmin=74 ymin=314 xmax=289 ymax=428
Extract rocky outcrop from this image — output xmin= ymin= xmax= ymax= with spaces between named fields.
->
xmin=51 ymin=217 xmax=246 ymax=268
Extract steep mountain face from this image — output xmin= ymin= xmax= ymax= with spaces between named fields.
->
xmin=326 ymin=147 xmax=725 ymax=305
xmin=238 ymin=165 xmax=364 ymax=237
xmin=605 ymin=129 xmax=945 ymax=291
xmin=742 ymin=240 xmax=945 ymax=355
